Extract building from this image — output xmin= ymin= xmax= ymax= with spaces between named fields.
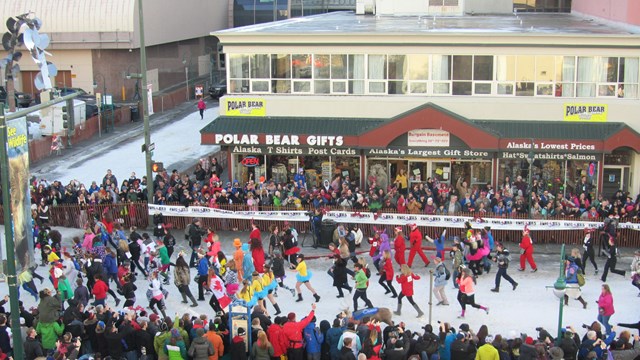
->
xmin=1 ymin=0 xmax=228 ymax=101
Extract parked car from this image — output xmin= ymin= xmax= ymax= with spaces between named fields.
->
xmin=208 ymin=79 xmax=227 ymax=99
xmin=55 ymin=87 xmax=99 ymax=118
xmin=0 ymin=85 xmax=34 ymax=108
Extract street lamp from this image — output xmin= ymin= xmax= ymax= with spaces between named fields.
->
xmin=182 ymin=50 xmax=191 ymax=101
xmin=136 ymin=0 xmax=154 ymax=228
xmin=93 ymin=73 xmax=107 ymax=97
xmin=550 ymin=244 xmax=567 ymax=342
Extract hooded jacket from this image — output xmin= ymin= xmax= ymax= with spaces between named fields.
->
xmin=188 ymin=336 xmax=214 ymax=360
xmin=283 ymin=311 xmax=315 ymax=349
xmin=267 ymin=324 xmax=288 ymax=357
xmin=230 ymin=335 xmax=248 ymax=360
xmin=303 ymin=321 xmax=324 ymax=354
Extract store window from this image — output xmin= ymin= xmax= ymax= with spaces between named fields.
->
xmin=452 ymin=161 xmax=492 ymax=187
xmin=566 ymin=160 xmax=597 ymax=199
xmin=271 ymin=54 xmax=292 ymax=93
xmin=348 ymin=54 xmax=365 ymax=94
xmin=577 ymin=56 xmax=597 ymax=97
xmin=229 ymin=54 xmax=250 ymax=93
xmin=368 ymin=54 xmax=387 ymax=94
xmin=313 ymin=54 xmax=331 ymax=94
xmin=452 ymin=55 xmax=472 ymax=96
xmin=250 ymin=54 xmax=271 ymax=92
xmin=499 ymin=158 xmax=565 ymax=196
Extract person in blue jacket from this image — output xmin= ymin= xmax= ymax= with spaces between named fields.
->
xmin=294 ymin=168 xmax=307 ymax=189
xmin=303 ymin=316 xmax=324 ymax=360
xmin=427 ymin=229 xmax=447 ymax=259
xmin=439 ymin=322 xmax=458 ymax=360
xmin=242 ymin=243 xmax=255 ymax=281
xmin=196 ymin=250 xmax=209 ymax=301
xmin=103 ymin=248 xmax=121 ymax=291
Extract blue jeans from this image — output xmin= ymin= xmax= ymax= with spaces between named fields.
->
xmin=495 ymin=267 xmax=516 ymax=288
xmin=598 ymin=314 xmax=612 ymax=334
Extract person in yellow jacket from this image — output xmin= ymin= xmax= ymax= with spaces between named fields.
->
xmin=475 ymin=335 xmax=499 ymax=360
xmin=262 ymin=264 xmax=282 ymax=316
xmin=237 ymin=279 xmax=253 ymax=303
xmin=251 ymin=271 xmax=269 ymax=315
xmin=294 ymin=254 xmax=321 ymax=303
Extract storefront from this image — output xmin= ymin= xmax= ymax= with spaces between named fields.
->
xmin=201 ymin=103 xmax=640 ymax=196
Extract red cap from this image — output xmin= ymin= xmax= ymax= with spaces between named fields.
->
xmin=525 ymin=337 xmax=534 ymax=345
xmin=287 ymin=312 xmax=296 ymax=321
xmin=409 ymin=223 xmax=417 ymax=228
xmin=394 ymin=226 xmax=403 ymax=232
xmin=149 ymin=314 xmax=159 ymax=322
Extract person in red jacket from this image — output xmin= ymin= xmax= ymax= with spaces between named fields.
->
xmin=518 ymin=225 xmax=538 ymax=272
xmin=267 ymin=316 xmax=289 ymax=358
xmin=378 ymin=251 xmax=397 ymax=298
xmin=92 ymin=274 xmax=109 ymax=306
xmin=407 ymin=224 xmax=430 ymax=268
xmin=283 ymin=303 xmax=316 ymax=360
xmin=250 ymin=224 xmax=265 ymax=273
xmin=393 ymin=226 xmax=406 ymax=269
xmin=394 ymin=264 xmax=424 ymax=318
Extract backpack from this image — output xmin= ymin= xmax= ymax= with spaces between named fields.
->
xmin=577 ymin=269 xmax=586 ymax=287
xmin=444 ymin=264 xmax=451 ymax=280
xmin=424 ymin=334 xmax=440 ymax=355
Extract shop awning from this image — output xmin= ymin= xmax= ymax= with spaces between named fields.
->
xmin=474 ymin=120 xmax=629 ymax=140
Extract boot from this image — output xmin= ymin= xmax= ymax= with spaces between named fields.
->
xmin=313 ymin=294 xmax=321 ymax=302
xmin=491 ymin=287 xmax=499 ymax=293
xmin=578 ymin=297 xmax=587 ymax=309
xmin=296 ymin=293 xmax=303 ymax=302
xmin=390 ymin=286 xmax=398 ymax=298
xmin=457 ymin=309 xmax=465 ymax=318
xmin=189 ymin=294 xmax=198 ymax=307
xmin=564 ymin=295 xmax=569 ymax=306
xmin=274 ymin=303 xmax=282 ymax=315
xmin=160 ymin=307 xmax=167 ymax=319
xmin=181 ymin=292 xmax=188 ymax=304
xmin=413 ymin=303 xmax=424 ymax=318
xmin=394 ymin=303 xmax=402 ymax=316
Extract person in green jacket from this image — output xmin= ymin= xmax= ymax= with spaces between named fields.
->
xmin=56 ymin=275 xmax=73 ymax=302
xmin=352 ymin=263 xmax=374 ymax=311
xmin=165 ymin=328 xmax=188 ymax=360
xmin=157 ymin=240 xmax=171 ymax=285
xmin=36 ymin=320 xmax=64 ymax=351
xmin=154 ymin=322 xmax=171 ymax=360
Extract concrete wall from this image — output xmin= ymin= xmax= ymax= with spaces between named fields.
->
xmin=572 ymin=0 xmax=640 ymax=27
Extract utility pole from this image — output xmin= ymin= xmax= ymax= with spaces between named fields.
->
xmin=138 ymin=0 xmax=154 ymax=228
xmin=0 ymin=105 xmax=24 ymax=360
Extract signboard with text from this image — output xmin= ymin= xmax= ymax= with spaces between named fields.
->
xmin=222 ymin=98 xmax=266 ymax=117
xmin=564 ymin=104 xmax=607 ymax=122
xmin=408 ymin=129 xmax=450 ymax=147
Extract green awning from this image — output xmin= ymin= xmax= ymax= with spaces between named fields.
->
xmin=474 ymin=120 xmax=627 ymax=140
xmin=201 ymin=116 xmax=386 ymax=136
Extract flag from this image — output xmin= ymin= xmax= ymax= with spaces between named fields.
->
xmin=210 ymin=275 xmax=231 ymax=309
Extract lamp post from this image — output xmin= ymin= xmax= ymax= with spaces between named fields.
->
xmin=93 ymin=73 xmax=107 ymax=97
xmin=551 ymin=244 xmax=567 ymax=342
xmin=182 ymin=51 xmax=191 ymax=102
xmin=136 ymin=0 xmax=154 ymax=228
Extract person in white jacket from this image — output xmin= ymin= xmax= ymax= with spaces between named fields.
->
xmin=631 ymin=249 xmax=640 ymax=296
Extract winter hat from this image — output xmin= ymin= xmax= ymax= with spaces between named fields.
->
xmin=525 ymin=336 xmax=534 ymax=345
xmin=149 ymin=313 xmax=159 ymax=322
xmin=485 ymin=335 xmax=494 ymax=344
xmin=523 ymin=225 xmax=530 ymax=234
xmin=459 ymin=323 xmax=470 ymax=332
xmin=287 ymin=312 xmax=296 ymax=321
xmin=549 ymin=347 xmax=564 ymax=360
xmin=171 ymin=328 xmax=181 ymax=338
xmin=241 ymin=243 xmax=249 ymax=252
xmin=456 ymin=333 xmax=465 ymax=340
xmin=409 ymin=223 xmax=417 ymax=229
xmin=394 ymin=226 xmax=403 ymax=232
xmin=233 ymin=238 xmax=242 ymax=248
xmin=237 ymin=327 xmax=246 ymax=336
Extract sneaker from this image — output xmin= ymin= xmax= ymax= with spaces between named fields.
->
xmin=491 ymin=288 xmax=499 ymax=293
xmin=517 ymin=268 xmax=525 ymax=272
xmin=513 ymin=283 xmax=518 ymax=291
xmin=595 ymin=269 xmax=599 ymax=274
xmin=531 ymin=268 xmax=538 ymax=273
xmin=391 ymin=294 xmax=397 ymax=298
xmin=436 ymin=301 xmax=443 ymax=306
xmin=457 ymin=314 xmax=465 ymax=319
xmin=115 ymin=298 xmax=121 ymax=307
xmin=337 ymin=295 xmax=344 ymax=298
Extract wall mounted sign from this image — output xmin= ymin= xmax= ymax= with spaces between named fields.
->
xmin=563 ymin=103 xmax=607 ymax=122
xmin=408 ymin=129 xmax=450 ymax=147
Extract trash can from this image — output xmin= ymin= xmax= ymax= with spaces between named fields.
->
xmin=319 ymin=219 xmax=337 ymax=248
xmin=130 ymin=106 xmax=140 ymax=121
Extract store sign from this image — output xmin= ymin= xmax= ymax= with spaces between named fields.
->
xmin=501 ymin=139 xmax=600 ymax=152
xmin=215 ymin=133 xmax=344 ymax=147
xmin=367 ymin=148 xmax=489 ymax=158
xmin=232 ymin=145 xmax=358 ymax=156
xmin=240 ymin=156 xmax=260 ymax=167
xmin=408 ymin=129 xmax=450 ymax=147
xmin=563 ymin=103 xmax=607 ymax=122
xmin=501 ymin=152 xmax=598 ymax=161
xmin=222 ymin=98 xmax=266 ymax=117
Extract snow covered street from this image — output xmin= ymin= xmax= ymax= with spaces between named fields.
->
xmin=2 ymin=225 xmax=638 ymax=338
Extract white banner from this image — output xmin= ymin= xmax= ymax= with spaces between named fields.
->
xmin=408 ymin=129 xmax=450 ymax=147
xmin=148 ymin=204 xmax=640 ymax=231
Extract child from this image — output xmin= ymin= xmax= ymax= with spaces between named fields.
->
xmin=272 ymin=250 xmax=296 ymax=297
xmin=426 ymin=229 xmax=446 ymax=260
xmin=294 ymin=254 xmax=321 ymax=303
xmin=378 ymin=251 xmax=397 ymax=298
xmin=432 ymin=257 xmax=450 ymax=305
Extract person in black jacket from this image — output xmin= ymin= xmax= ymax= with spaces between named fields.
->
xmin=581 ymin=230 xmax=598 ymax=275
xmin=332 ymin=257 xmax=352 ymax=298
xmin=339 ymin=337 xmax=357 ymax=360
xmin=189 ymin=219 xmax=207 ymax=268
xmin=24 ymin=327 xmax=45 ymax=360
xmin=128 ymin=229 xmax=147 ymax=277
xmin=451 ymin=333 xmax=472 ymax=360
xmin=601 ymin=236 xmax=626 ymax=282
xmin=383 ymin=330 xmax=411 ymax=360
xmin=122 ymin=273 xmax=137 ymax=307
xmin=104 ymin=320 xmax=133 ymax=359
xmin=230 ymin=327 xmax=248 ymax=360
xmin=557 ymin=327 xmax=580 ymax=360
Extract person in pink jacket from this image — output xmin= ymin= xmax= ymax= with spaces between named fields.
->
xmin=455 ymin=267 xmax=489 ymax=318
xmin=596 ymin=283 xmax=615 ymax=334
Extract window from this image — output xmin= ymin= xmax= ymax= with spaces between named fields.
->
xmin=432 ymin=55 xmax=451 ymax=94
xmin=331 ymin=55 xmax=348 ymax=93
xmin=348 ymin=54 xmax=365 ymax=94
xmin=407 ymin=54 xmax=429 ymax=93
xmin=229 ymin=54 xmax=249 ymax=93
xmin=596 ymin=57 xmax=639 ymax=99
xmin=313 ymin=54 xmax=331 ymax=94
xmin=535 ymin=56 xmax=555 ymax=96
xmin=473 ymin=55 xmax=493 ymax=94
xmin=576 ymin=56 xmax=596 ymax=97
xmin=271 ymin=54 xmax=291 ymax=93
xmin=292 ymin=54 xmax=311 ymax=93
xmin=388 ymin=55 xmax=407 ymax=94
xmin=515 ymin=55 xmax=535 ymax=96
xmin=250 ymin=54 xmax=270 ymax=92
xmin=452 ymin=55 xmax=472 ymax=95
xmin=619 ymin=57 xmax=639 ymax=99
xmin=557 ymin=56 xmax=575 ymax=97
xmin=496 ymin=55 xmax=515 ymax=95
xmin=368 ymin=54 xmax=387 ymax=94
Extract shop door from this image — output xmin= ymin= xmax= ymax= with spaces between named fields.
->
xmin=602 ymin=168 xmax=622 ymax=200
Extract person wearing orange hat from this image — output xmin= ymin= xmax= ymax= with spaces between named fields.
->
xmin=233 ymin=239 xmax=245 ymax=281
xmin=407 ymin=224 xmax=430 ymax=268
xmin=393 ymin=226 xmax=406 ymax=269
xmin=518 ymin=225 xmax=537 ymax=272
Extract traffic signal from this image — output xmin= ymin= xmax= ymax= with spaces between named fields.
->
xmin=62 ymin=104 xmax=69 ymax=129
xmin=152 ymin=162 xmax=164 ymax=172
